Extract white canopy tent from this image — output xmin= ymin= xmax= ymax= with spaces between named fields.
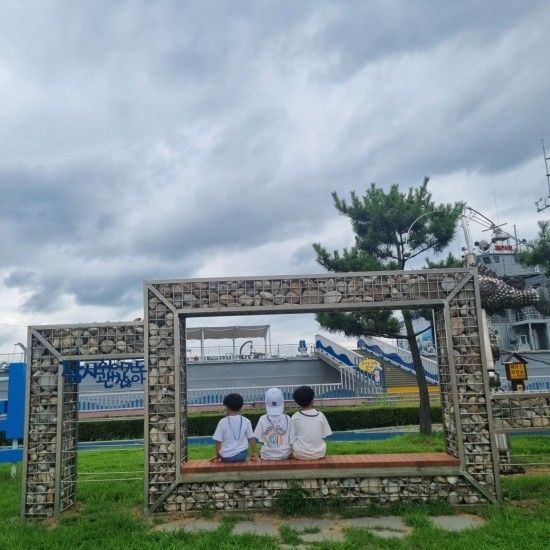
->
xmin=186 ymin=325 xmax=271 ymax=360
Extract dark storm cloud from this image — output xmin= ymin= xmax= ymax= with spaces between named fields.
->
xmin=4 ymin=270 xmax=35 ymax=288
xmin=311 ymin=1 xmax=535 ymax=78
xmin=0 ymin=165 xmax=121 ymax=247
xmin=0 ymin=0 xmax=549 ymax=323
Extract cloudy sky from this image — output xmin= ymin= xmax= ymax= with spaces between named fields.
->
xmin=1 ymin=1 xmax=549 ymax=354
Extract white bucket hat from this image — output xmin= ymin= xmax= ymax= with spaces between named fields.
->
xmin=265 ymin=387 xmax=285 ymax=416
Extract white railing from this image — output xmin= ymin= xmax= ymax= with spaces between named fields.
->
xmin=500 ymin=376 xmax=550 ymax=392
xmin=186 ymin=343 xmax=314 ymax=362
xmin=79 ymin=390 xmax=145 ymax=411
xmin=78 ymin=382 xmax=354 ymax=411
xmin=0 ymin=352 xmax=25 ymax=367
xmin=78 ymin=386 xmax=440 ymax=412
xmin=358 ymin=336 xmax=439 ymax=384
xmin=314 ymin=334 xmax=384 ymax=395
xmin=513 ymin=307 xmax=544 ymax=322
xmin=187 ymin=382 xmax=350 ymax=405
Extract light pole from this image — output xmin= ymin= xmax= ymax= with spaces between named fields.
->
xmin=405 ymin=211 xmax=435 ymax=237
xmin=402 ymin=211 xmax=435 ymax=260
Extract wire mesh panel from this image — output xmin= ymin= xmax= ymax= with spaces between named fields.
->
xmin=491 ymin=392 xmax=550 ymax=431
xmin=171 ymin=474 xmax=478 ymax=512
xmin=145 ymin=290 xmax=178 ymax=511
xmin=149 ymin=271 xmax=471 ymax=314
xmin=35 ymin=323 xmax=144 ymax=360
xmin=178 ymin=316 xmax=188 ymax=465
xmin=434 ymin=308 xmax=459 ymax=458
xmin=446 ymin=281 xmax=500 ymax=498
xmin=22 ymin=332 xmax=60 ymax=517
xmin=60 ymin=361 xmax=79 ymax=511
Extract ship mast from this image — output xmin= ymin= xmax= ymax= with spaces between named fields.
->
xmin=535 ymin=139 xmax=550 ymax=212
xmin=460 ymin=206 xmax=527 ymax=259
xmin=460 ymin=214 xmax=476 ymax=267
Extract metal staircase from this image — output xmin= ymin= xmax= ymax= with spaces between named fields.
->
xmin=357 ymin=336 xmax=439 ymax=388
xmin=314 ymin=334 xmax=383 ymax=396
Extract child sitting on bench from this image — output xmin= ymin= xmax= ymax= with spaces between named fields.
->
xmin=254 ymin=387 xmax=292 ymax=460
xmin=211 ymin=393 xmax=257 ymax=462
xmin=290 ymin=385 xmax=332 ymax=460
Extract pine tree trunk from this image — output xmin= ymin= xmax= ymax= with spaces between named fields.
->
xmin=403 ymin=311 xmax=432 ymax=435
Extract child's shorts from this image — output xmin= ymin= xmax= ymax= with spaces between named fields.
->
xmin=220 ymin=449 xmax=248 ymax=462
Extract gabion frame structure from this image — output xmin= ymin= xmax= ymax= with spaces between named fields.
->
xmin=22 ymin=321 xmax=144 ymax=517
xmin=22 ymin=267 xmax=502 ymax=517
xmin=144 ymin=268 xmax=501 ymax=513
xmin=491 ymin=391 xmax=550 ymax=432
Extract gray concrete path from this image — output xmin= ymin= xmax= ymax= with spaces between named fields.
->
xmin=153 ymin=513 xmax=486 ymax=543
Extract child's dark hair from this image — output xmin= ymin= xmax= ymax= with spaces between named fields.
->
xmin=223 ymin=393 xmax=244 ymax=412
xmin=293 ymin=385 xmax=315 ymax=408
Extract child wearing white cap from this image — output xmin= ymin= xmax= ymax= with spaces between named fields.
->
xmin=254 ymin=387 xmax=293 ymax=460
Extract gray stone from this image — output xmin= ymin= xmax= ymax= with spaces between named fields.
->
xmin=323 ymin=290 xmax=343 ymax=303
xmin=99 ymin=339 xmax=116 ymax=353
xmin=359 ymin=478 xmax=381 ymax=494
xmin=38 ymin=373 xmax=56 ymax=391
xmin=233 ymin=521 xmax=279 ymax=536
xmin=440 ymin=276 xmax=457 ymax=291
xmin=431 ymin=515 xmax=485 ymax=531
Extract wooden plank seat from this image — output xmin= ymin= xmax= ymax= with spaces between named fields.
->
xmin=181 ymin=453 xmax=460 ymax=474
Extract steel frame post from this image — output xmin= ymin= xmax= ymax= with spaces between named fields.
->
xmin=442 ymin=303 xmax=467 ymax=464
xmin=473 ymin=273 xmax=502 ymax=501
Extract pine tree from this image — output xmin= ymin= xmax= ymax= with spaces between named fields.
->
xmin=313 ymin=178 xmax=463 ymax=434
xmin=517 ymin=221 xmax=550 ymax=276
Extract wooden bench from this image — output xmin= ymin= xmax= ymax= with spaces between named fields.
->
xmin=181 ymin=453 xmax=460 ymax=475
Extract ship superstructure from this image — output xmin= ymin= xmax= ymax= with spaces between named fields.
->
xmin=462 ymin=209 xmax=550 ymax=387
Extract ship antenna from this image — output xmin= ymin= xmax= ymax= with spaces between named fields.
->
xmin=535 ymin=138 xmax=550 ymax=212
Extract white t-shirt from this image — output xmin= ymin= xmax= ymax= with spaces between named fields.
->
xmin=254 ymin=414 xmax=292 ymax=460
xmin=290 ymin=409 xmax=332 ymax=460
xmin=212 ymin=415 xmax=254 ymax=458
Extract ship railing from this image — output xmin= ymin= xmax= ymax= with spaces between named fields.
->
xmin=185 ymin=343 xmax=314 ymax=362
xmin=513 ymin=307 xmax=544 ymax=322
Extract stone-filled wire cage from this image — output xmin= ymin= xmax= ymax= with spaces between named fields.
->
xmin=22 ymin=322 xmax=144 ymax=517
xmin=144 ymin=268 xmax=502 ymax=514
xmin=22 ymin=268 xmax=502 ymax=518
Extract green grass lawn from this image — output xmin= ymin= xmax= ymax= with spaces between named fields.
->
xmin=0 ymin=434 xmax=548 ymax=549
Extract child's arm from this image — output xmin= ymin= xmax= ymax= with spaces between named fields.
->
xmin=210 ymin=420 xmax=224 ymax=462
xmin=245 ymin=419 xmax=257 ymax=460
xmin=320 ymin=412 xmax=333 ymax=438
xmin=289 ymin=414 xmax=297 ymax=444
xmin=248 ymin=438 xmax=258 ymax=461
xmin=210 ymin=441 xmax=222 ymax=462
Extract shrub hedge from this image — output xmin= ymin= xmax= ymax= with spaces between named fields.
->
xmin=76 ymin=404 xmax=442 ymax=442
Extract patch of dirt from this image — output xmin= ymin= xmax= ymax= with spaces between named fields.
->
xmin=524 ymin=467 xmax=550 ymax=475
xmin=43 ymin=501 xmax=84 ymax=528
xmin=42 ymin=517 xmax=60 ymax=528
xmin=131 ymin=505 xmax=147 ymax=520
xmin=509 ymin=499 xmax=539 ymax=510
